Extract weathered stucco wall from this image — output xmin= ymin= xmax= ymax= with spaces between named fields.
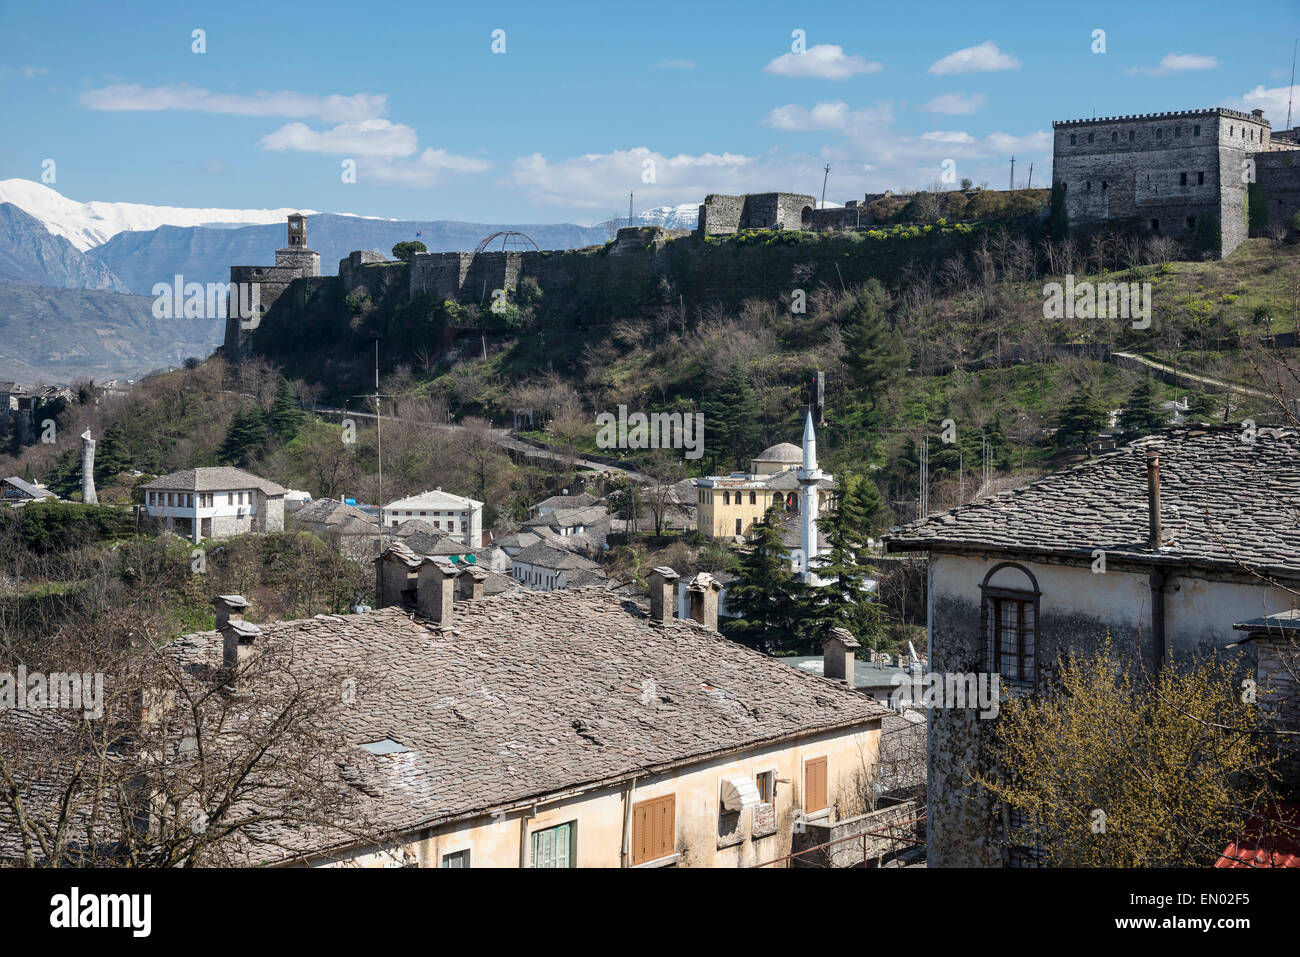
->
xmin=304 ymin=722 xmax=879 ymax=868
xmin=925 ymin=548 xmax=1290 ymax=867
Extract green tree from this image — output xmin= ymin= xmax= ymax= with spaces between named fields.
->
xmin=1117 ymin=379 xmax=1168 ymax=438
xmin=722 ymin=508 xmax=807 ymax=653
xmin=842 ymin=282 xmax=907 ymax=411
xmin=808 ymin=476 xmax=886 ymax=651
xmin=219 ymin=404 xmax=269 ymax=467
xmin=267 ymin=378 xmax=304 ymax=442
xmin=1054 ymin=388 xmax=1109 ymax=449
xmin=1185 ymin=391 xmax=1220 ymax=422
xmin=702 ymin=365 xmax=762 ymax=471
xmin=94 ymin=422 xmax=132 ymax=484
xmin=973 ymin=641 xmax=1275 ymax=866
xmin=391 ymin=240 xmax=427 ymax=261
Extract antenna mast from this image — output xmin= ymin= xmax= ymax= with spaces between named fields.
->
xmin=1288 ymin=39 xmax=1298 ymax=133
xmin=629 ymin=191 xmax=634 ymax=228
xmin=821 ymin=164 xmax=830 ymax=210
xmin=1009 ymin=156 xmax=1015 ymax=190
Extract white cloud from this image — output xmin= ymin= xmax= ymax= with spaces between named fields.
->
xmin=763 ymin=44 xmax=883 ymax=80
xmin=919 ymin=92 xmax=988 ymax=114
xmin=1127 ymin=53 xmax=1218 ymax=76
xmin=921 ymin=131 xmax=975 ymax=144
xmin=259 ymin=119 xmax=418 ymax=157
xmin=1232 ymin=84 xmax=1300 ymax=124
xmin=984 ymin=130 xmax=1052 ymax=153
xmin=928 ymin=42 xmax=1020 ymax=75
xmin=363 ymin=149 xmax=493 ymax=187
xmin=80 ymin=84 xmax=387 ymax=123
xmin=500 ymin=146 xmax=811 ymax=210
xmin=763 ymin=101 xmax=892 ymax=131
xmin=653 ymin=59 xmax=695 ymax=70
xmin=21 ymin=66 xmax=49 ymax=79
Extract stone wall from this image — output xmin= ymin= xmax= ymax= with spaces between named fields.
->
xmin=1253 ymin=151 xmax=1300 ymax=236
xmin=791 ymin=797 xmax=924 ymax=867
xmin=1051 ymin=107 xmax=1271 ymax=257
xmin=699 ymin=192 xmax=817 ymax=235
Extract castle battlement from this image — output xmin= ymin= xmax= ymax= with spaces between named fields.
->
xmin=1053 ymin=107 xmax=1270 ymax=127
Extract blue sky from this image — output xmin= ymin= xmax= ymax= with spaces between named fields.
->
xmin=1 ymin=0 xmax=1297 ymax=224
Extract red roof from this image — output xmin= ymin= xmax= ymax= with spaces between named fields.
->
xmin=1217 ymin=802 xmax=1300 ymax=868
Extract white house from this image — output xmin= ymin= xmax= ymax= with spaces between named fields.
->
xmin=510 ymin=542 xmax=606 ymax=592
xmin=381 ymin=488 xmax=483 ymax=546
xmin=885 ymin=426 xmax=1300 ymax=867
xmin=143 ymin=467 xmax=286 ymax=543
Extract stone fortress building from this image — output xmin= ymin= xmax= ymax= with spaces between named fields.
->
xmin=224 ymin=213 xmax=320 ymax=356
xmin=222 ymin=104 xmax=1300 ymax=358
xmin=1052 ymin=106 xmax=1300 ymax=257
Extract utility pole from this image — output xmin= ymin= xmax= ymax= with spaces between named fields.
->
xmin=1026 ymin=162 xmax=1033 ymax=189
xmin=629 ymin=191 xmax=634 ymax=229
xmin=821 ymin=164 xmax=831 ymax=210
xmin=918 ymin=436 xmax=929 ymax=519
xmin=1009 ymin=156 xmax=1015 ymax=191
xmin=1288 ymin=39 xmax=1298 ymax=133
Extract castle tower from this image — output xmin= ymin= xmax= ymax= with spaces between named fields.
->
xmin=80 ymin=428 xmax=97 ymax=505
xmin=797 ymin=410 xmax=823 ymax=584
xmin=286 ymin=213 xmax=307 ymax=248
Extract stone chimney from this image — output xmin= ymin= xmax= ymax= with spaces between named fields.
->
xmin=458 ymin=565 xmax=488 ymax=601
xmin=649 ymin=566 xmax=680 ymax=624
xmin=823 ymin=627 xmax=861 ymax=686
xmin=418 ymin=557 xmax=457 ymax=626
xmin=220 ymin=603 xmax=261 ymax=692
xmin=1146 ymin=450 xmax=1162 ymax=549
xmin=213 ymin=594 xmax=249 ymax=631
xmin=375 ymin=542 xmax=419 ymax=608
xmin=80 ymin=428 xmax=98 ymax=505
xmin=686 ymin=572 xmax=722 ymax=632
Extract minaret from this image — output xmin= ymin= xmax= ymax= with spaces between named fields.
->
xmin=797 ymin=410 xmax=823 ymax=584
xmin=80 ymin=428 xmax=98 ymax=505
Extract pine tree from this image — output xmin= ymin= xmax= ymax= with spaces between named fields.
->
xmin=94 ymin=422 xmax=131 ymax=485
xmin=219 ymin=405 xmax=268 ymax=467
xmin=842 ymin=282 xmax=907 ymax=411
xmin=1117 ymin=379 xmax=1168 ymax=438
xmin=702 ymin=365 xmax=762 ymax=471
xmin=267 ymin=378 xmax=304 ymax=442
xmin=722 ymin=508 xmax=807 ymax=653
xmin=809 ymin=477 xmax=886 ymax=651
xmin=1054 ymin=388 xmax=1109 ymax=449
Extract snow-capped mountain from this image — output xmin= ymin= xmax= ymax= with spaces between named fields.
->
xmin=633 ymin=203 xmax=700 ymax=230
xmin=0 ymin=179 xmax=318 ymax=251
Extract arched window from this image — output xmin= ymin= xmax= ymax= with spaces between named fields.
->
xmin=980 ymin=563 xmax=1041 ymax=691
xmin=723 ymin=491 xmax=730 ymax=505
xmin=749 ymin=491 xmax=756 ymax=505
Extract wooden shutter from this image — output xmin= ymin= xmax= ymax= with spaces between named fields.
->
xmin=805 ymin=757 xmax=828 ymax=813
xmin=631 ymin=794 xmax=676 ymax=865
xmin=530 ymin=822 xmax=574 ymax=868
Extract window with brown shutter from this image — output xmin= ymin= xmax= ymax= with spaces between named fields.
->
xmin=631 ymin=794 xmax=676 ymax=865
xmin=804 ymin=757 xmax=828 ymax=814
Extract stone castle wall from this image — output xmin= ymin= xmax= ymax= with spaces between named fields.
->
xmin=1253 ymin=151 xmax=1300 ymax=236
xmin=1052 ymin=108 xmax=1272 ymax=257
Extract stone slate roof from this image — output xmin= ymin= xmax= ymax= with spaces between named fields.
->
xmin=533 ymin=492 xmax=600 ymax=512
xmin=2 ymin=476 xmax=54 ymax=499
xmin=523 ymin=505 xmax=608 ymax=530
xmin=513 ymin=541 xmax=602 ymax=571
xmin=166 ymin=590 xmax=885 ymax=863
xmin=885 ymin=427 xmax=1300 ymax=578
xmin=144 ymin=467 xmax=287 ymax=496
xmin=293 ymin=498 xmax=374 ymax=527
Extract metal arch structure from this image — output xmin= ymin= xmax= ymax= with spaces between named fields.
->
xmin=474 ymin=230 xmax=540 ymax=254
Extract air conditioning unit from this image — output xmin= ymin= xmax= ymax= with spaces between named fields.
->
xmin=237 ymin=506 xmax=249 ymax=518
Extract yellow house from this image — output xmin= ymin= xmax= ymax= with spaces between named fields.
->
xmin=696 ymin=440 xmax=834 ymax=541
xmin=172 ymin=568 xmax=885 ymax=868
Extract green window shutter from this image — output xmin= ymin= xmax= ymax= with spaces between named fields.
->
xmin=531 ymin=822 xmax=574 ymax=868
